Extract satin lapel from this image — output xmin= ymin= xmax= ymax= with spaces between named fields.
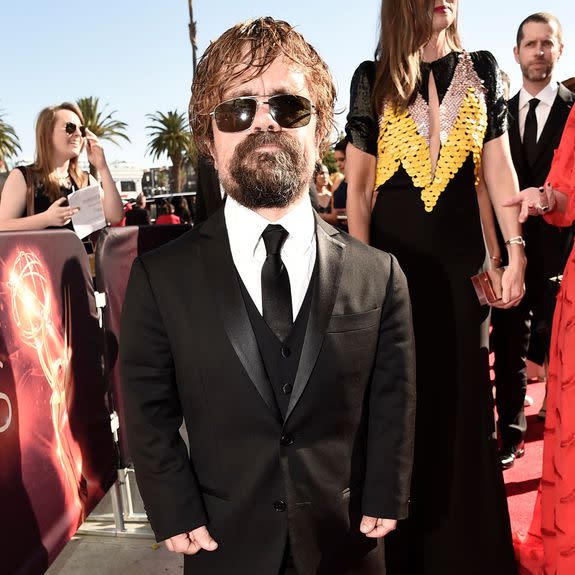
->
xmin=507 ymin=95 xmax=525 ymax=175
xmin=285 ymin=217 xmax=345 ymax=422
xmin=199 ymin=208 xmax=281 ymax=421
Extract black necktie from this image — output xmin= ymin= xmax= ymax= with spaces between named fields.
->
xmin=261 ymin=224 xmax=292 ymax=341
xmin=523 ymin=97 xmax=540 ymax=167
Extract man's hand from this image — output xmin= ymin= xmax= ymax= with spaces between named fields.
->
xmin=360 ymin=516 xmax=397 ymax=538
xmin=164 ymin=525 xmax=218 ymax=555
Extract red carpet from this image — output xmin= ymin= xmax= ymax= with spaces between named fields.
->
xmin=502 ymin=379 xmax=546 ymax=535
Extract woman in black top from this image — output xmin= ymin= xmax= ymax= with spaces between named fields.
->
xmin=0 ymin=102 xmax=123 ymax=230
xmin=345 ymin=1 xmax=525 ymax=574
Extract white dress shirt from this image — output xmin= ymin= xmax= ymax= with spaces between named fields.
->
xmin=224 ymin=194 xmax=317 ymax=319
xmin=518 ymin=82 xmax=558 ymax=142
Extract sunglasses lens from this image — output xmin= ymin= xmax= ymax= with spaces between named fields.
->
xmin=65 ymin=122 xmax=86 ymax=136
xmin=270 ymin=95 xmax=312 ymax=128
xmin=214 ymin=98 xmax=257 ymax=132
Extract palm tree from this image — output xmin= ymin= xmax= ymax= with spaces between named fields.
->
xmin=76 ymin=96 xmax=130 ymax=176
xmin=146 ymin=110 xmax=196 ymax=193
xmin=0 ymin=110 xmax=21 ymax=171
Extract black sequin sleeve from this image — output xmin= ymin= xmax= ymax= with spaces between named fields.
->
xmin=345 ymin=60 xmax=379 ymax=156
xmin=471 ymin=50 xmax=508 ymax=142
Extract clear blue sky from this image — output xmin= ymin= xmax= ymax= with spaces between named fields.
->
xmin=3 ymin=1 xmax=574 ymax=168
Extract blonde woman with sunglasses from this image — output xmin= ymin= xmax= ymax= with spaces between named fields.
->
xmin=0 ymin=102 xmax=123 ymax=230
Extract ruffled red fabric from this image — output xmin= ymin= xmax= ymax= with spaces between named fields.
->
xmin=515 ymin=105 xmax=575 ymax=575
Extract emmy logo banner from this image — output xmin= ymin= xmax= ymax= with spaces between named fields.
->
xmin=0 ymin=230 xmax=116 ymax=575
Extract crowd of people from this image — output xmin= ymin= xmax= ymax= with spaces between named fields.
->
xmin=0 ymin=2 xmax=574 ymax=575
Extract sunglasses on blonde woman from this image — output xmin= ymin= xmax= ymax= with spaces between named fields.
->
xmin=65 ymin=122 xmax=86 ymax=137
xmin=210 ymin=94 xmax=315 ymax=133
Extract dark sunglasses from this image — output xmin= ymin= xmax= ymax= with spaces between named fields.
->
xmin=210 ymin=94 xmax=315 ymax=133
xmin=65 ymin=122 xmax=86 ymax=137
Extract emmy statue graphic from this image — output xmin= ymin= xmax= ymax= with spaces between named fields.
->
xmin=8 ymin=250 xmax=87 ymax=517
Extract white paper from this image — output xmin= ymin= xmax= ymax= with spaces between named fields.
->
xmin=67 ymin=185 xmax=107 ymax=239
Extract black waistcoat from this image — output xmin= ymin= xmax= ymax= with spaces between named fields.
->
xmin=237 ymin=263 xmax=317 ymax=420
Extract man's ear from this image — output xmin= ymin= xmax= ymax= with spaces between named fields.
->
xmin=207 ymin=139 xmax=219 ymax=171
xmin=513 ymin=45 xmax=520 ymax=65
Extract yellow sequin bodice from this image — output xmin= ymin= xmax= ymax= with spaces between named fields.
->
xmin=375 ymin=54 xmax=488 ymax=213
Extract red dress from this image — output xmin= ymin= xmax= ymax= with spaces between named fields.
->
xmin=155 ymin=213 xmax=181 ymax=225
xmin=515 ymin=105 xmax=575 ymax=574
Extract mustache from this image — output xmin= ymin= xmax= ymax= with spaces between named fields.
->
xmin=235 ymin=131 xmax=300 ymax=156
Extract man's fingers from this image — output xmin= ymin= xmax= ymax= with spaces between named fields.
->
xmin=360 ymin=515 xmax=377 ymax=534
xmin=191 ymin=526 xmax=218 ymax=551
xmin=163 ymin=529 xmax=217 ymax=555
xmin=165 ymin=533 xmax=192 ymax=554
xmin=361 ymin=517 xmax=397 ymax=538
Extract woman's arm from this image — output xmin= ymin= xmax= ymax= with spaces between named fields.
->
xmin=481 ymin=133 xmax=526 ymax=307
xmin=85 ymin=130 xmax=124 ymax=225
xmin=346 ymin=143 xmax=376 ymax=244
xmin=476 ymin=168 xmax=502 ymax=268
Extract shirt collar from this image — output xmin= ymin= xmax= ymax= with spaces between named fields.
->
xmin=519 ymin=82 xmax=558 ymax=111
xmin=224 ymin=192 xmax=315 ymax=257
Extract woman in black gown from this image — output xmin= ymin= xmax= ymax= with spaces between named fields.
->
xmin=345 ymin=1 xmax=525 ymax=574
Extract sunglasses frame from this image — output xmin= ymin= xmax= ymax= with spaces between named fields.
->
xmin=210 ymin=94 xmax=316 ymax=133
xmin=64 ymin=122 xmax=87 ymax=137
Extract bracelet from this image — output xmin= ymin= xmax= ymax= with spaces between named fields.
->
xmin=490 ymin=255 xmax=502 ymax=262
xmin=505 ymin=236 xmax=525 ymax=247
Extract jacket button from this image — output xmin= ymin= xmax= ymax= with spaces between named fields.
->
xmin=281 ymin=346 xmax=291 ymax=359
xmin=273 ymin=499 xmax=287 ymax=512
xmin=282 ymin=383 xmax=293 ymax=395
xmin=281 ymin=433 xmax=294 ymax=446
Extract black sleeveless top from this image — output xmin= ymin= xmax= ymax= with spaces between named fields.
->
xmin=16 ymin=165 xmax=84 ymax=230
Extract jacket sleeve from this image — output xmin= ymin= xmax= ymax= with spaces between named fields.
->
xmin=362 ymin=254 xmax=416 ymax=520
xmin=120 ymin=257 xmax=207 ymax=541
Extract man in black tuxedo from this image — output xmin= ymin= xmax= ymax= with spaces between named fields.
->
xmin=120 ymin=17 xmax=416 ymax=575
xmin=493 ymin=12 xmax=574 ymax=469
xmin=125 ymin=193 xmax=151 ymax=226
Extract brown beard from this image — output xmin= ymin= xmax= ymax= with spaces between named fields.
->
xmin=521 ymin=58 xmax=553 ymax=82
xmin=220 ymin=132 xmax=310 ymax=209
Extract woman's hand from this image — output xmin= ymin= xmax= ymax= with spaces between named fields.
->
xmin=43 ymin=197 xmax=80 ymax=227
xmin=490 ymin=255 xmax=525 ymax=309
xmin=502 ymin=183 xmax=556 ymax=223
xmin=84 ymin=128 xmax=107 ymax=171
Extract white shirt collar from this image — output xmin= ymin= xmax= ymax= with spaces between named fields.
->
xmin=519 ymin=81 xmax=558 ymax=111
xmin=224 ymin=192 xmax=315 ymax=257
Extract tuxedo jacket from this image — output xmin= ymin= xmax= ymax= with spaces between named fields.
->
xmin=120 ymin=207 xmax=416 ymax=575
xmin=507 ymin=84 xmax=575 ymax=284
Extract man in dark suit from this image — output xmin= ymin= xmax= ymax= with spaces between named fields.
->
xmin=124 ymin=193 xmax=151 ymax=226
xmin=120 ymin=17 xmax=416 ymax=575
xmin=492 ymin=12 xmax=574 ymax=469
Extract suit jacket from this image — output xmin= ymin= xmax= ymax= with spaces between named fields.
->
xmin=120 ymin=207 xmax=416 ymax=575
xmin=193 ymin=157 xmax=223 ymax=225
xmin=125 ymin=206 xmax=151 ymax=226
xmin=508 ymin=84 xmax=575 ymax=288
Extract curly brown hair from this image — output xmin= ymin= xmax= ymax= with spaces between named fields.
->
xmin=189 ymin=17 xmax=336 ymax=159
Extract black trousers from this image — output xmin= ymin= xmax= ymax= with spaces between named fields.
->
xmin=491 ymin=300 xmax=531 ymax=449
